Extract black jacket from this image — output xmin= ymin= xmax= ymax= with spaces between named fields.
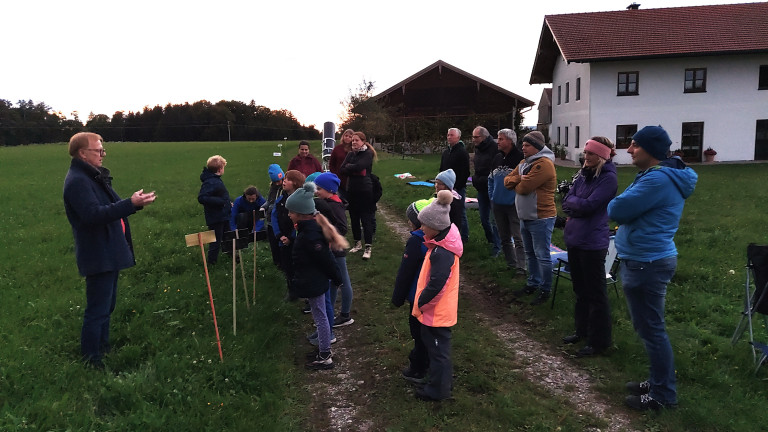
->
xmin=315 ymin=196 xmax=348 ymax=257
xmin=63 ymin=158 xmax=138 ymax=276
xmin=340 ymin=147 xmax=374 ymax=193
xmin=472 ymin=136 xmax=499 ymax=192
xmin=440 ymin=141 xmax=470 ymax=191
xmin=290 ymin=219 xmax=343 ymax=299
xmin=198 ymin=168 xmax=231 ymax=225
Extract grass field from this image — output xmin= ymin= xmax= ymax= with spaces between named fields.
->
xmin=1 ymin=141 xmax=767 ymax=431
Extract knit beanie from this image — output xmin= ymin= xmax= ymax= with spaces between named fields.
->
xmin=306 ymin=171 xmax=322 ymax=184
xmin=406 ymin=197 xmax=435 ymax=229
xmin=435 ymin=169 xmax=456 ymax=190
xmin=522 ymin=131 xmax=546 ymax=151
xmin=632 ymin=126 xmax=672 ymax=161
xmin=314 ymin=172 xmax=340 ymax=193
xmin=285 ymin=182 xmax=317 ymax=215
xmin=418 ymin=190 xmax=453 ymax=231
xmin=268 ymin=164 xmax=284 ymax=182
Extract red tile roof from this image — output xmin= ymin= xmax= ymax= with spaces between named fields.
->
xmin=530 ymin=2 xmax=768 ymax=84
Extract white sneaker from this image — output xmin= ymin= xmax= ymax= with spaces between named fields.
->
xmin=362 ymin=245 xmax=372 ymax=260
xmin=349 ymin=241 xmax=363 ymax=253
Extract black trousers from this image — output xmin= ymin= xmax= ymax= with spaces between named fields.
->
xmin=420 ymin=325 xmax=453 ymax=400
xmin=408 ymin=309 xmax=429 ymax=373
xmin=207 ymin=221 xmax=232 ymax=264
xmin=568 ymin=247 xmax=612 ymax=349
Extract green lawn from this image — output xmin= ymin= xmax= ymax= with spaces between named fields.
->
xmin=0 ymin=141 xmax=766 ymax=431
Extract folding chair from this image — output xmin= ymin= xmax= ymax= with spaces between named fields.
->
xmin=550 ymin=236 xmax=621 ymax=309
xmin=731 ymin=243 xmax=768 ymax=372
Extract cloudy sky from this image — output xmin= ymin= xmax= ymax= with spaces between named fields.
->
xmin=2 ymin=0 xmax=747 ymax=129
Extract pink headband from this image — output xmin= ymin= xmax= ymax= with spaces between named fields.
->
xmin=584 ymin=140 xmax=613 ymax=160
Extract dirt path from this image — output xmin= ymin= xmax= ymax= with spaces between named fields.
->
xmin=307 ymin=204 xmax=638 ymax=432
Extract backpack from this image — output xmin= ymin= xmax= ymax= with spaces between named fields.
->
xmin=370 ymin=173 xmax=383 ymax=203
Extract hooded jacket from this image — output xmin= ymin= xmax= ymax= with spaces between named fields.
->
xmin=392 ymin=229 xmax=428 ymax=307
xmin=562 ymin=161 xmax=618 ymax=251
xmin=230 ymin=194 xmax=267 ymax=232
xmin=198 ymin=168 xmax=231 ymax=225
xmin=607 ymin=163 xmax=698 ymax=262
xmin=63 ymin=158 xmax=138 ymax=276
xmin=504 ymin=146 xmax=557 ymax=220
xmin=290 ymin=218 xmax=343 ymax=299
xmin=412 ymin=224 xmax=463 ymax=327
xmin=472 ymin=135 xmax=499 ymax=193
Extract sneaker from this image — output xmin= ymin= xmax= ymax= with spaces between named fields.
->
xmin=362 ymin=244 xmax=372 ymax=260
xmin=513 ymin=285 xmax=537 ymax=297
xmin=562 ymin=334 xmax=582 ymax=344
xmin=333 ymin=315 xmax=355 ymax=328
xmin=309 ymin=334 xmax=337 ymax=346
xmin=307 ymin=330 xmax=318 ymax=341
xmin=402 ymin=367 xmax=427 ymax=384
xmin=349 ymin=241 xmax=363 ymax=253
xmin=625 ymin=380 xmax=651 ymax=395
xmin=302 ymin=302 xmax=311 ymax=314
xmin=529 ymin=290 xmax=550 ymax=306
xmin=305 ymin=352 xmax=334 ymax=370
xmin=575 ymin=345 xmax=606 ymax=358
xmin=624 ymin=394 xmax=674 ymax=411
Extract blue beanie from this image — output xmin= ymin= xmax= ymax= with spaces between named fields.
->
xmin=435 ymin=169 xmax=456 ymax=190
xmin=632 ymin=126 xmax=671 ymax=161
xmin=268 ymin=164 xmax=284 ymax=182
xmin=285 ymin=182 xmax=317 ymax=215
xmin=306 ymin=171 xmax=322 ymax=183
xmin=314 ymin=172 xmax=340 ymax=193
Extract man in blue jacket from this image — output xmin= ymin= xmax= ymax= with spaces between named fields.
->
xmin=607 ymin=125 xmax=698 ymax=411
xmin=63 ymin=132 xmax=156 ymax=369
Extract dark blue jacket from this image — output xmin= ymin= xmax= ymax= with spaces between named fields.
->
xmin=290 ymin=219 xmax=342 ymax=299
xmin=392 ymin=230 xmax=427 ymax=306
xmin=198 ymin=168 xmax=231 ymax=225
xmin=562 ymin=161 xmax=618 ymax=250
xmin=314 ymin=195 xmax=348 ymax=257
xmin=230 ymin=194 xmax=266 ymax=232
xmin=63 ymin=158 xmax=138 ymax=276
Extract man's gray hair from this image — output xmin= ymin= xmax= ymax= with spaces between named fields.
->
xmin=498 ymin=128 xmax=517 ymax=143
xmin=474 ymin=126 xmax=490 ymax=138
xmin=448 ymin=127 xmax=461 ymax=137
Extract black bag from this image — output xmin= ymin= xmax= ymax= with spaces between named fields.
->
xmin=370 ymin=173 xmax=383 ymax=203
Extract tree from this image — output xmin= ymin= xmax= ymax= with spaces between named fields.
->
xmin=339 ymin=79 xmax=393 ymax=142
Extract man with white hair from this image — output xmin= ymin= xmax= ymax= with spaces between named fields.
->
xmin=439 ymin=128 xmax=470 ymax=243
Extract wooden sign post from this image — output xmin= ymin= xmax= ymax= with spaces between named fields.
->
xmin=184 ymin=230 xmax=223 ymax=362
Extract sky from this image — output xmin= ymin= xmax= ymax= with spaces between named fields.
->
xmin=2 ymin=0 xmax=750 ymax=130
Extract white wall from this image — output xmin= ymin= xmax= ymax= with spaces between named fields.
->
xmin=584 ymin=53 xmax=768 ymax=164
xmin=550 ymin=55 xmax=591 ymax=160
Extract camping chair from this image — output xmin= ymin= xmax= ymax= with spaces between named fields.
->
xmin=731 ymin=243 xmax=768 ymax=373
xmin=550 ymin=236 xmax=621 ymax=309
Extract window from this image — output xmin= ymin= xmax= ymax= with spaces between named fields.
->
xmin=564 ymin=127 xmax=569 ymax=147
xmin=759 ymin=65 xmax=768 ymax=90
xmin=575 ymin=126 xmax=580 ymax=148
xmin=617 ymin=72 xmax=639 ymax=96
xmin=576 ymin=77 xmax=581 ymax=101
xmin=557 ymin=85 xmax=562 ymax=105
xmin=565 ymin=82 xmax=570 ymax=103
xmin=681 ymin=122 xmax=704 ymax=160
xmin=557 ymin=127 xmax=561 ymax=145
xmin=616 ymin=124 xmax=637 ymax=149
xmin=684 ymin=68 xmax=707 ymax=93
xmin=756 ymin=119 xmax=768 ymax=160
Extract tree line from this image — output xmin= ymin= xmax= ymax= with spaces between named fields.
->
xmin=0 ymin=99 xmax=320 ymax=146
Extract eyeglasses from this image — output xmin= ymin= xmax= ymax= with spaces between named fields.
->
xmin=86 ymin=148 xmax=106 ymax=156
xmin=471 ymin=136 xmax=481 ymax=139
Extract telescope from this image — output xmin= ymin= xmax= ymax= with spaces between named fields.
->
xmin=321 ymin=121 xmax=335 ymax=172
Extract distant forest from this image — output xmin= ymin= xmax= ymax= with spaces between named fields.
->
xmin=0 ymin=99 xmax=321 ymax=146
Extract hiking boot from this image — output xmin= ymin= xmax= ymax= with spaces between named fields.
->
xmin=333 ymin=315 xmax=355 ymax=328
xmin=562 ymin=334 xmax=582 ymax=344
xmin=624 ymin=394 xmax=675 ymax=411
xmin=305 ymin=352 xmax=334 ymax=370
xmin=402 ymin=367 xmax=427 ymax=384
xmin=626 ymin=380 xmax=651 ymax=395
xmin=349 ymin=241 xmax=363 ymax=253
xmin=529 ymin=290 xmax=550 ymax=306
xmin=362 ymin=244 xmax=372 ymax=260
xmin=309 ymin=334 xmax=337 ymax=346
xmin=513 ymin=285 xmax=537 ymax=297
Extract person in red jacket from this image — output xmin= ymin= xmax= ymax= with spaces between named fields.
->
xmin=287 ymin=141 xmax=323 ymax=177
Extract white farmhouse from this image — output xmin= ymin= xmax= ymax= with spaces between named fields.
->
xmin=530 ymin=2 xmax=768 ymax=164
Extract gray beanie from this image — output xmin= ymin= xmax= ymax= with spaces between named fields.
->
xmin=435 ymin=169 xmax=456 ymax=190
xmin=285 ymin=182 xmax=317 ymax=215
xmin=523 ymin=131 xmax=546 ymax=151
xmin=406 ymin=197 xmax=435 ymax=229
xmin=417 ymin=190 xmax=453 ymax=231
